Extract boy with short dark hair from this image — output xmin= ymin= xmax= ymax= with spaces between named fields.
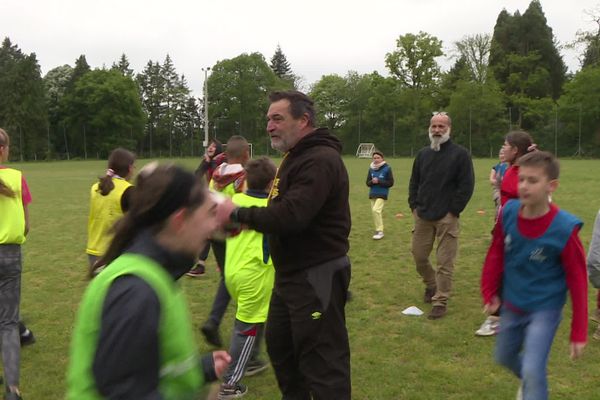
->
xmin=218 ymin=156 xmax=277 ymax=399
xmin=480 ymin=151 xmax=587 ymax=400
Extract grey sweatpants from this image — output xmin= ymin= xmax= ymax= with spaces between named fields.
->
xmin=0 ymin=244 xmax=22 ymax=387
xmin=223 ymin=319 xmax=264 ymax=386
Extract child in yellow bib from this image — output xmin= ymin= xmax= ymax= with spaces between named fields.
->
xmin=86 ymin=148 xmax=135 ymax=269
xmin=218 ymin=157 xmax=277 ymax=399
xmin=0 ymin=128 xmax=31 ymax=400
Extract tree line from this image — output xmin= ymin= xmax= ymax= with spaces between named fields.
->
xmin=1 ymin=0 xmax=599 ymax=160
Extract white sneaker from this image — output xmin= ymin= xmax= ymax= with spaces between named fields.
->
xmin=475 ymin=316 xmax=499 ymax=336
xmin=372 ymin=231 xmax=384 ymax=240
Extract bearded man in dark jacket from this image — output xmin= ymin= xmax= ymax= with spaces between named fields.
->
xmin=409 ymin=112 xmax=474 ymax=320
xmin=217 ymin=91 xmax=351 ymax=400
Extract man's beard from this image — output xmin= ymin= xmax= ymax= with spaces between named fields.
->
xmin=428 ymin=128 xmax=451 ymax=151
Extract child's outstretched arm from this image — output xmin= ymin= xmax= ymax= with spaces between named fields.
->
xmin=562 ymin=226 xmax=588 ymax=358
xmin=481 ymin=220 xmax=505 ymax=312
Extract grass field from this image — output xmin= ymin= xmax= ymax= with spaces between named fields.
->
xmin=8 ymin=156 xmax=600 ymax=399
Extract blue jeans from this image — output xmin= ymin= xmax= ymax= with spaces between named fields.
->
xmin=495 ymin=307 xmax=562 ymax=400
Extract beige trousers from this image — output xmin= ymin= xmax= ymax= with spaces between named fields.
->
xmin=370 ymin=198 xmax=386 ymax=232
xmin=411 ymin=212 xmax=460 ymax=306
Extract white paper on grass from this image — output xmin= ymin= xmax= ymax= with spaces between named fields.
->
xmin=401 ymin=306 xmax=424 ymax=316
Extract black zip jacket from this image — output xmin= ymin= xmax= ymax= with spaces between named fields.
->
xmin=237 ymin=127 xmax=351 ymax=277
xmin=408 ymin=139 xmax=474 ymax=221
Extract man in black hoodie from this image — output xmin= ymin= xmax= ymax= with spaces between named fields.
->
xmin=409 ymin=112 xmax=474 ymax=320
xmin=217 ymin=91 xmax=351 ymax=399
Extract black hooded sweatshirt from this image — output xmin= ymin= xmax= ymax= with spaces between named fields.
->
xmin=237 ymin=127 xmax=351 ymax=278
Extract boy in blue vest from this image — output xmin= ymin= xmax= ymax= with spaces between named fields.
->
xmin=480 ymin=151 xmax=587 ymax=400
xmin=218 ymin=157 xmax=277 ymax=399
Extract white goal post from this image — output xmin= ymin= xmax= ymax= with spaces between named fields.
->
xmin=356 ymin=143 xmax=375 ymax=158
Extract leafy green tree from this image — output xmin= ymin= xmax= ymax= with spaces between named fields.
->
xmin=0 ymin=37 xmax=47 ymax=160
xmin=558 ymin=66 xmax=600 ymax=156
xmin=43 ymin=64 xmax=73 ymax=157
xmin=310 ymin=74 xmax=348 ymax=131
xmin=385 ymin=31 xmax=443 ymax=90
xmin=454 ymin=34 xmax=491 ymax=84
xmin=447 ymin=79 xmax=506 ymax=156
xmin=438 ymin=56 xmax=471 ymax=108
xmin=385 ymin=32 xmax=443 ymax=151
xmin=61 ymin=69 xmax=145 ymax=158
xmin=207 ymin=52 xmax=291 ymax=151
xmin=569 ymin=9 xmax=600 ymax=69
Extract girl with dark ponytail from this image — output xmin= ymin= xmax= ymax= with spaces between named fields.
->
xmin=85 ymin=148 xmax=135 ymax=268
xmin=68 ymin=163 xmax=231 ymax=399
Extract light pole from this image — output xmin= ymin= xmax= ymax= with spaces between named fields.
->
xmin=202 ymin=67 xmax=211 ymax=151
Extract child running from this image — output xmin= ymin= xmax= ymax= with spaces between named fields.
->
xmin=0 ymin=128 xmax=30 ymax=400
xmin=67 ymin=163 xmax=231 ymax=399
xmin=86 ymin=148 xmax=135 ymax=269
xmin=201 ymin=135 xmax=250 ymax=348
xmin=218 ymin=156 xmax=277 ymax=399
xmin=587 ymin=208 xmax=600 ymax=340
xmin=490 ymin=147 xmax=508 ymax=214
xmin=476 ymin=131 xmax=534 ymax=337
xmin=188 ymin=138 xmax=226 ymax=277
xmin=481 ymin=151 xmax=587 ymax=400
xmin=366 ymin=150 xmax=394 ymax=240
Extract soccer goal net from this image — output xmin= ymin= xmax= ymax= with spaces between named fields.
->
xmin=356 ymin=143 xmax=375 ymax=158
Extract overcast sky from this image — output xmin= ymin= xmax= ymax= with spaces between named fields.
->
xmin=2 ymin=0 xmax=599 ymax=96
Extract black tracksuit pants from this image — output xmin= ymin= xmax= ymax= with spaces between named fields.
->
xmin=266 ymin=257 xmax=351 ymax=400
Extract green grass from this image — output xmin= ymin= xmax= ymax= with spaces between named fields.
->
xmin=8 ymin=157 xmax=600 ymax=399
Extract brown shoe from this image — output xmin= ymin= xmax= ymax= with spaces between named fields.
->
xmin=424 ymin=287 xmax=436 ymax=303
xmin=428 ymin=305 xmax=447 ymax=320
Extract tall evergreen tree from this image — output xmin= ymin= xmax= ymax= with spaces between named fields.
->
xmin=67 ymin=55 xmax=91 ymax=91
xmin=136 ymin=60 xmax=164 ymax=156
xmin=112 ymin=53 xmax=134 ymax=77
xmin=489 ymin=0 xmax=566 ymax=100
xmin=0 ymin=37 xmax=47 ymax=160
xmin=270 ymin=45 xmax=292 ymax=79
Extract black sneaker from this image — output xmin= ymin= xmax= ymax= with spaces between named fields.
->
xmin=244 ymin=359 xmax=269 ymax=377
xmin=218 ymin=383 xmax=248 ymax=399
xmin=200 ymin=320 xmax=223 ymax=347
xmin=20 ymin=330 xmax=35 ymax=347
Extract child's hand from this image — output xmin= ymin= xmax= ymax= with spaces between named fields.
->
xmin=570 ymin=341 xmax=586 ymax=360
xmin=212 ymin=350 xmax=232 ymax=378
xmin=483 ymin=296 xmax=501 ymax=315
xmin=372 ymin=177 xmax=379 ymax=184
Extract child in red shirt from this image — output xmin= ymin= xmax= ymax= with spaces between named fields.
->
xmin=480 ymin=151 xmax=587 ymax=400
